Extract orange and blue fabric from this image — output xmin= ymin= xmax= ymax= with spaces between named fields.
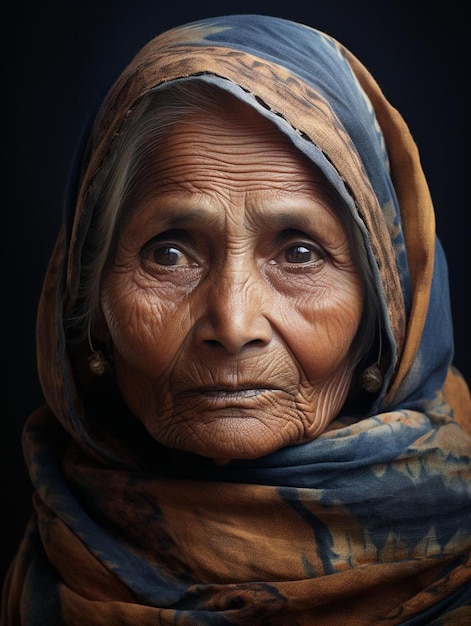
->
xmin=2 ymin=14 xmax=470 ymax=625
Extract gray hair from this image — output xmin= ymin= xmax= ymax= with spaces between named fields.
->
xmin=67 ymin=80 xmax=381 ymax=372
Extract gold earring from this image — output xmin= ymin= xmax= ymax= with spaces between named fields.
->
xmin=359 ymin=363 xmax=383 ymax=393
xmin=88 ymin=350 xmax=109 ymax=376
xmin=87 ymin=323 xmax=110 ymax=376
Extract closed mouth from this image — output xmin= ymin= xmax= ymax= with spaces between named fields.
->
xmin=194 ymin=384 xmax=278 ymax=400
xmin=199 ymin=387 xmax=271 ymax=399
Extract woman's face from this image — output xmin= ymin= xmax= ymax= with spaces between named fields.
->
xmin=98 ymin=95 xmax=364 ymax=463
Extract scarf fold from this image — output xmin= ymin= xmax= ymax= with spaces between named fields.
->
xmin=3 ymin=14 xmax=470 ymax=626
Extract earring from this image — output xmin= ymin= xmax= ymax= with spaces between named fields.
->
xmin=87 ymin=323 xmax=111 ymax=376
xmin=88 ymin=350 xmax=110 ymax=376
xmin=359 ymin=363 xmax=383 ymax=393
xmin=359 ymin=321 xmax=383 ymax=393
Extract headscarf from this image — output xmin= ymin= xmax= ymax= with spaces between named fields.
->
xmin=2 ymin=14 xmax=470 ymax=626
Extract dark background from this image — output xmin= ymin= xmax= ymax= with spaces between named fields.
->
xmin=3 ymin=0 xmax=468 ymax=591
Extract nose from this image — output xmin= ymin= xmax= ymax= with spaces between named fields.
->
xmin=195 ymin=267 xmax=273 ymax=354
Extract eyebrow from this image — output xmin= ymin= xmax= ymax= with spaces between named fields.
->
xmin=268 ymin=212 xmax=318 ymax=231
xmin=142 ymin=193 xmax=340 ymax=235
xmin=157 ymin=208 xmax=215 ymax=228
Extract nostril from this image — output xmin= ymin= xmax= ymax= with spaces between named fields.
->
xmin=204 ymin=339 xmax=223 ymax=348
xmin=247 ymin=338 xmax=266 ymax=348
xmin=203 ymin=337 xmax=267 ymax=351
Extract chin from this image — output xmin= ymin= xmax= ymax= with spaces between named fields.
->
xmin=147 ymin=413 xmax=304 ymax=463
xmin=181 ymin=429 xmax=294 ymax=464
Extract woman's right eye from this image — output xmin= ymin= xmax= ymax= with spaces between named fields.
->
xmin=149 ymin=245 xmax=194 ymax=266
xmin=140 ymin=229 xmax=200 ymax=268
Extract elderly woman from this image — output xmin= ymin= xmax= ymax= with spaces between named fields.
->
xmin=2 ymin=14 xmax=470 ymax=626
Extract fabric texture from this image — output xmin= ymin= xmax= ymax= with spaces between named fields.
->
xmin=2 ymin=14 xmax=470 ymax=625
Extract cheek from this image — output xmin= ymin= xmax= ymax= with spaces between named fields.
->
xmin=100 ymin=276 xmax=190 ymax=377
xmin=284 ymin=276 xmax=363 ymax=379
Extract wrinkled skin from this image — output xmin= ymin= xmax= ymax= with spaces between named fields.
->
xmin=97 ymin=94 xmax=364 ymax=464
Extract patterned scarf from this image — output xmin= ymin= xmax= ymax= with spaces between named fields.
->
xmin=2 ymin=15 xmax=470 ymax=625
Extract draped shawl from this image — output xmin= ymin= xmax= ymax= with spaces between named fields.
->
xmin=2 ymin=14 xmax=471 ymax=626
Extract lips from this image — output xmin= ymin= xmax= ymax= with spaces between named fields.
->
xmin=198 ymin=386 xmax=272 ymax=399
xmin=188 ymin=383 xmax=284 ymax=407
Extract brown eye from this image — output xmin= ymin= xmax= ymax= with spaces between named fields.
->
xmin=152 ymin=246 xmax=192 ymax=266
xmin=284 ymin=244 xmax=322 ymax=264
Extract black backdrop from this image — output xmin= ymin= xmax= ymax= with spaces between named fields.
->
xmin=3 ymin=0 xmax=468 ymax=589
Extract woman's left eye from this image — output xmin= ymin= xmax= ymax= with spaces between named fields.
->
xmin=277 ymin=243 xmax=323 ymax=264
xmin=284 ymin=244 xmax=319 ymax=263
